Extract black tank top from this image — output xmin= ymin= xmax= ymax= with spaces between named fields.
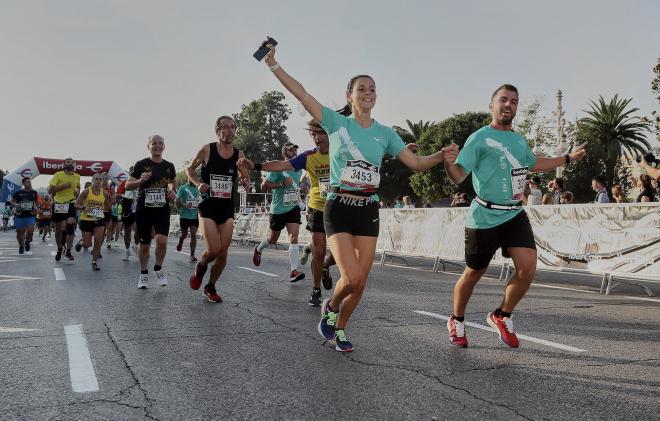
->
xmin=201 ymin=143 xmax=239 ymax=202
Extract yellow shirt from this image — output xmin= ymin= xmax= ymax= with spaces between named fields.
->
xmin=80 ymin=187 xmax=106 ymax=221
xmin=290 ymin=148 xmax=330 ymax=211
xmin=50 ymin=171 xmax=81 ymax=204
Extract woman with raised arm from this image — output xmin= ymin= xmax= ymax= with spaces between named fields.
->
xmin=259 ymin=41 xmax=458 ymax=352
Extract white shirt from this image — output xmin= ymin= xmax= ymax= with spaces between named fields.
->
xmin=528 ymin=187 xmax=543 ymax=206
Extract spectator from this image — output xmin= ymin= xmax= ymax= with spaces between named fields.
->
xmin=393 ymin=197 xmax=404 ymax=209
xmin=541 ymin=193 xmax=554 ymax=205
xmin=636 ymin=174 xmax=657 ymax=203
xmin=549 ymin=177 xmax=565 ymax=204
xmin=527 ymin=176 xmax=543 ymax=206
xmin=592 ymin=175 xmax=610 ymax=203
xmin=611 ymin=184 xmax=627 ymax=203
xmin=451 ymin=193 xmax=470 ymax=207
xmin=559 ymin=191 xmax=574 ymax=204
xmin=402 ymin=196 xmax=414 ymax=209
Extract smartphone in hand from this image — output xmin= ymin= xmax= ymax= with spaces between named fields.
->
xmin=253 ymin=37 xmax=278 ymax=61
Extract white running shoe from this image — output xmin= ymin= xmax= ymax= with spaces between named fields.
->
xmin=122 ymin=249 xmax=130 ymax=261
xmin=155 ymin=270 xmax=168 ymax=287
xmin=131 ymin=244 xmax=138 ymax=254
xmin=137 ymin=274 xmax=149 ymax=289
xmin=300 ymin=247 xmax=311 ymax=266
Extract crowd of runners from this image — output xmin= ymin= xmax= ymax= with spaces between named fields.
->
xmin=2 ymin=41 xmax=590 ymax=353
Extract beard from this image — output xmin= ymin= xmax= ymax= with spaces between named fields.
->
xmin=64 ymin=165 xmax=74 ymax=171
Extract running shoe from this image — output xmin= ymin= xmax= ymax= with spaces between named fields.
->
xmin=189 ymin=255 xmax=197 ymax=263
xmin=75 ymin=241 xmax=82 ymax=253
xmin=189 ymin=262 xmax=207 ymax=290
xmin=176 ymin=238 xmax=183 ymax=252
xmin=155 ymin=270 xmax=168 ymax=287
xmin=122 ymin=249 xmax=130 ymax=261
xmin=106 ymin=243 xmax=111 ymax=249
xmin=131 ymin=244 xmax=138 ymax=254
xmin=137 ymin=274 xmax=149 ymax=289
xmin=300 ymin=246 xmax=311 ymax=266
xmin=289 ymin=270 xmax=305 ymax=283
xmin=203 ymin=283 xmax=222 ymax=303
xmin=55 ymin=247 xmax=63 ymax=262
xmin=317 ymin=298 xmax=337 ymax=340
xmin=42 ymin=236 xmax=46 ymax=242
xmin=65 ymin=251 xmax=75 ymax=262
xmin=91 ymin=261 xmax=100 ymax=271
xmin=18 ymin=246 xmax=24 ymax=255
xmin=321 ymin=268 xmax=333 ymax=290
xmin=308 ymin=288 xmax=322 ymax=306
xmin=252 ymin=246 xmax=262 ymax=266
xmin=25 ymin=242 xmax=30 ymax=252
xmin=487 ymin=311 xmax=519 ymax=348
xmin=447 ymin=316 xmax=468 ymax=348
xmin=334 ymin=329 xmax=353 ymax=353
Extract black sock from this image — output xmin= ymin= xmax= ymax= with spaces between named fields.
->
xmin=141 ymin=269 xmax=148 ymax=275
xmin=313 ymin=287 xmax=321 ymax=293
xmin=494 ymin=308 xmax=512 ymax=318
xmin=154 ymin=265 xmax=162 ymax=272
xmin=452 ymin=315 xmax=465 ymax=322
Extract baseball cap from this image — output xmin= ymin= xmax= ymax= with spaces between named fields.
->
xmin=281 ymin=142 xmax=299 ymax=155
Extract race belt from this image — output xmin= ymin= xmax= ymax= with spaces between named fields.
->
xmin=475 ymin=196 xmax=522 ymax=211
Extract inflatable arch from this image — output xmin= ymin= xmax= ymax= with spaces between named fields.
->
xmin=1 ymin=157 xmax=128 ymax=202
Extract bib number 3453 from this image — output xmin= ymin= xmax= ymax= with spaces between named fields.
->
xmin=340 ymin=160 xmax=380 ymax=189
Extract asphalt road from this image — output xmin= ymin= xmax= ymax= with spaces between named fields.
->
xmin=0 ymin=230 xmax=658 ymax=421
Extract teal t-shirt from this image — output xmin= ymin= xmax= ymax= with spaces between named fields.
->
xmin=268 ymin=170 xmax=302 ymax=215
xmin=321 ymin=106 xmax=406 ymax=200
xmin=456 ymin=126 xmax=537 ymax=229
xmin=176 ymin=183 xmax=199 ymax=219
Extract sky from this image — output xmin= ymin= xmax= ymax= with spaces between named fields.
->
xmin=1 ymin=0 xmax=659 ymax=187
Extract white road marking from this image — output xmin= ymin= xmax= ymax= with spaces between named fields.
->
xmin=0 ymin=327 xmax=39 ymax=333
xmin=0 ymin=275 xmax=40 ymax=283
xmin=51 ymin=251 xmax=57 ymax=256
xmin=532 ymin=284 xmax=600 ymax=294
xmin=64 ymin=324 xmax=100 ymax=393
xmin=54 ymin=268 xmax=66 ymax=281
xmin=238 ymin=266 xmax=278 ymax=277
xmin=621 ymin=296 xmax=660 ymax=303
xmin=0 ymin=259 xmax=18 ymax=263
xmin=414 ymin=310 xmax=587 ymax=353
xmin=533 ymin=284 xmax=660 ymax=304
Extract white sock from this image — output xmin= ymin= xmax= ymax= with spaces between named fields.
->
xmin=289 ymin=243 xmax=299 ymax=271
xmin=257 ymin=238 xmax=270 ymax=253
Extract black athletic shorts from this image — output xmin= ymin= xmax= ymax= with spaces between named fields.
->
xmin=464 ymin=210 xmax=536 ymax=270
xmin=324 ymin=196 xmax=379 ymax=238
xmin=52 ymin=202 xmax=76 ymax=223
xmin=104 ymin=211 xmax=112 ymax=223
xmin=198 ymin=200 xmax=234 ymax=226
xmin=180 ymin=217 xmax=199 ymax=231
xmin=79 ymin=219 xmax=105 ymax=233
xmin=135 ymin=205 xmax=170 ymax=244
xmin=111 ymin=215 xmax=121 ymax=223
xmin=270 ymin=206 xmax=301 ymax=231
xmin=305 ymin=207 xmax=325 ymax=234
xmin=122 ymin=213 xmax=135 ymax=227
xmin=38 ymin=218 xmax=51 ymax=228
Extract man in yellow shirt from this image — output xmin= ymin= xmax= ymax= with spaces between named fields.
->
xmin=48 ymin=158 xmax=81 ymax=262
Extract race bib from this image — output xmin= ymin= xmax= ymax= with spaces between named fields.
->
xmin=87 ymin=206 xmax=104 ymax=219
xmin=144 ymin=188 xmax=166 ymax=208
xmin=210 ymin=174 xmax=232 ymax=198
xmin=511 ymin=167 xmax=529 ymax=201
xmin=42 ymin=210 xmax=51 ymax=217
xmin=186 ymin=200 xmax=198 ymax=209
xmin=318 ymin=177 xmax=330 ymax=199
xmin=54 ymin=203 xmax=69 ymax=214
xmin=283 ymin=189 xmax=300 ymax=207
xmin=340 ymin=160 xmax=380 ymax=189
xmin=19 ymin=201 xmax=33 ymax=211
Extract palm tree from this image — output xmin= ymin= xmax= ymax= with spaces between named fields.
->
xmin=393 ymin=120 xmax=434 ymax=144
xmin=581 ymin=95 xmax=650 ymax=188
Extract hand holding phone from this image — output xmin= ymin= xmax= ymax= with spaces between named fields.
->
xmin=254 ymin=37 xmax=277 ymax=61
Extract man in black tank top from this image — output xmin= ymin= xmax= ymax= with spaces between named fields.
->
xmin=185 ymin=115 xmax=250 ymax=303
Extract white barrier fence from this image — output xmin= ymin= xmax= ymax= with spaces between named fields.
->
xmin=171 ymin=203 xmax=660 ymax=296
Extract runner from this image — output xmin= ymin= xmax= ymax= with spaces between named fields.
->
xmin=239 ymin=119 xmax=336 ymax=306
xmin=186 ymin=115 xmax=250 ymax=303
xmin=125 ymin=135 xmax=177 ymax=288
xmin=9 ymin=177 xmax=38 ymax=255
xmin=176 ymin=179 xmax=200 ymax=262
xmin=117 ymin=169 xmax=140 ymax=261
xmin=443 ymin=84 xmax=586 ymax=348
xmin=37 ymin=193 xmax=53 ymax=241
xmin=75 ymin=173 xmax=111 ymax=270
xmin=259 ymin=42 xmax=458 ymax=351
xmin=48 ymin=158 xmax=81 ymax=262
xmin=102 ymin=174 xmax=116 ymax=249
xmin=109 ymin=191 xmax=123 ymax=248
xmin=250 ymin=142 xmax=306 ymax=283
xmin=2 ymin=201 xmax=11 ymax=231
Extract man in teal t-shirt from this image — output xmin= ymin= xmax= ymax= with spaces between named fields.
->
xmin=176 ymin=181 xmax=199 ymax=262
xmin=252 ymin=143 xmax=306 ymax=283
xmin=443 ymin=84 xmax=586 ymax=350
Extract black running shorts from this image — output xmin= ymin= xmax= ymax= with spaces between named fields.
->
xmin=179 ymin=217 xmax=199 ymax=231
xmin=135 ymin=205 xmax=170 ymax=244
xmin=464 ymin=211 xmax=536 ymax=270
xmin=79 ymin=219 xmax=105 ymax=233
xmin=51 ymin=203 xmax=76 ymax=223
xmin=305 ymin=207 xmax=325 ymax=233
xmin=324 ymin=196 xmax=380 ymax=238
xmin=198 ymin=200 xmax=234 ymax=226
xmin=270 ymin=206 xmax=301 ymax=231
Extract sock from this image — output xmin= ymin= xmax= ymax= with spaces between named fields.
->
xmin=313 ymin=287 xmax=321 ymax=293
xmin=288 ymin=243 xmax=299 ymax=271
xmin=256 ymin=238 xmax=270 ymax=253
xmin=154 ymin=265 xmax=162 ymax=272
xmin=452 ymin=315 xmax=465 ymax=322
xmin=305 ymin=246 xmax=312 ymax=254
xmin=141 ymin=269 xmax=148 ymax=275
xmin=494 ymin=308 xmax=512 ymax=318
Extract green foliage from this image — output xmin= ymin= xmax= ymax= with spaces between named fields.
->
xmin=409 ymin=112 xmax=490 ymax=201
xmin=233 ymin=91 xmax=292 ymax=193
xmin=646 ymin=57 xmax=660 ymax=142
xmin=513 ymin=98 xmax=554 ymax=154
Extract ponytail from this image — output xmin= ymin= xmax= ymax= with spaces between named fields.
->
xmin=338 ymin=74 xmax=374 ymax=117
xmin=336 ymin=103 xmax=352 ymax=116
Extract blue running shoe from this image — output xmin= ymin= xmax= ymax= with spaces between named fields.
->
xmin=334 ymin=329 xmax=353 ymax=353
xmin=317 ymin=298 xmax=337 ymax=340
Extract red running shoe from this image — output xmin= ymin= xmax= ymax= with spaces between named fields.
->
xmin=189 ymin=262 xmax=207 ymax=290
xmin=252 ymin=246 xmax=262 ymax=266
xmin=447 ymin=316 xmax=468 ymax=348
xmin=487 ymin=311 xmax=519 ymax=348
xmin=203 ymin=283 xmax=222 ymax=303
xmin=289 ymin=270 xmax=305 ymax=282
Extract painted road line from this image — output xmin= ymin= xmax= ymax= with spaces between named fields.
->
xmin=0 ymin=259 xmax=18 ymax=263
xmin=0 ymin=275 xmax=40 ymax=283
xmin=414 ymin=310 xmax=587 ymax=353
xmin=64 ymin=324 xmax=100 ymax=393
xmin=238 ymin=267 xmax=278 ymax=277
xmin=0 ymin=327 xmax=39 ymax=333
xmin=621 ymin=296 xmax=660 ymax=304
xmin=532 ymin=284 xmax=600 ymax=294
xmin=533 ymin=284 xmax=660 ymax=304
xmin=54 ymin=268 xmax=66 ymax=281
